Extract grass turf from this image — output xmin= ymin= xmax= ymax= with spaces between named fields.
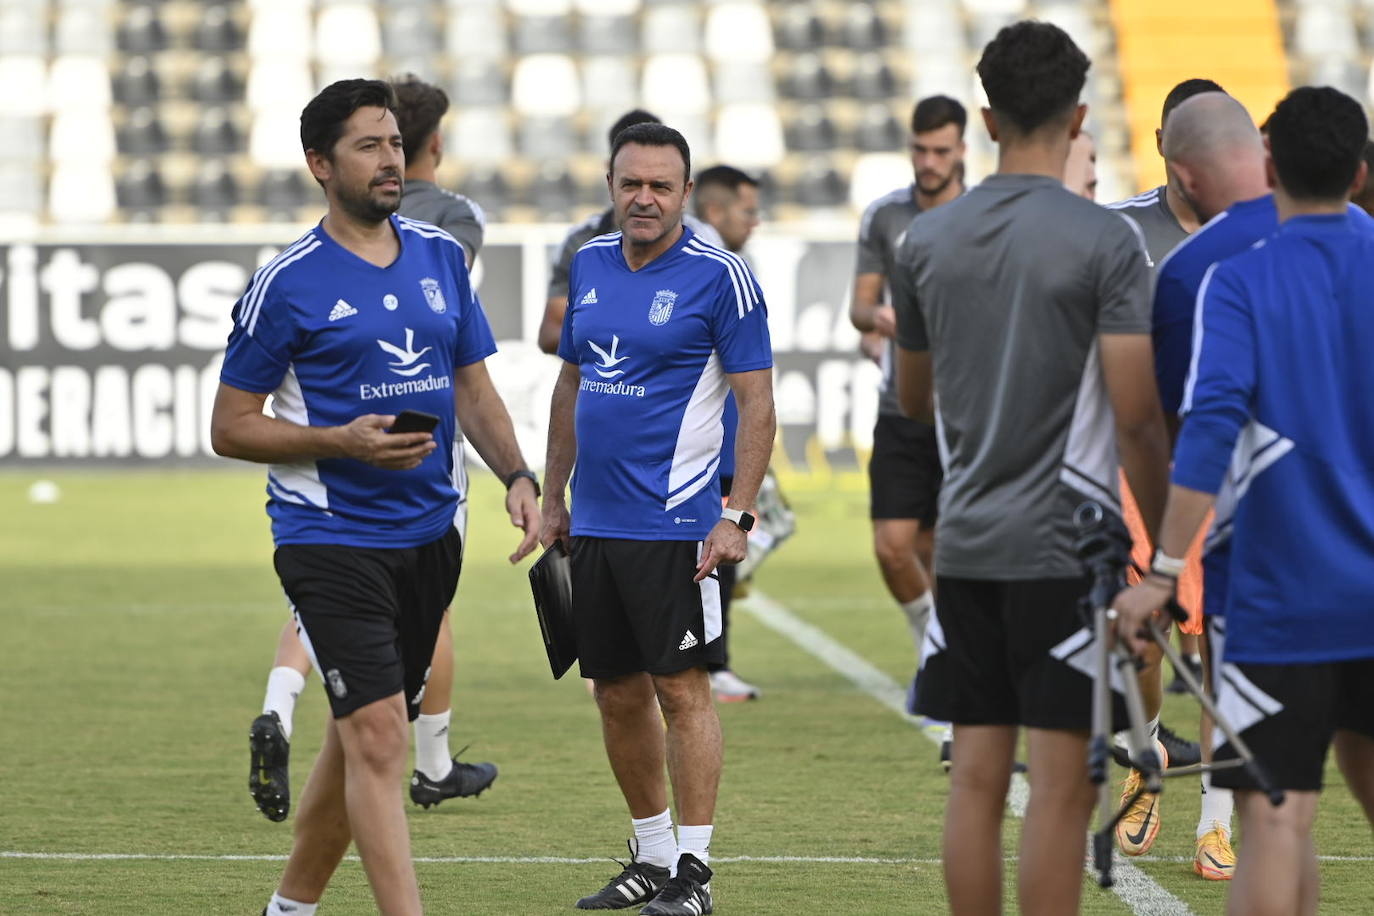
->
xmin=1 ymin=470 xmax=1369 ymax=914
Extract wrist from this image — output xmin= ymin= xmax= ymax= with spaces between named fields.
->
xmin=503 ymin=468 xmax=540 ymax=498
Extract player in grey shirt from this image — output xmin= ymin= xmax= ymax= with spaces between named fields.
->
xmin=891 ymin=22 xmax=1171 ymax=915
xmin=849 ymin=95 xmax=966 ymax=723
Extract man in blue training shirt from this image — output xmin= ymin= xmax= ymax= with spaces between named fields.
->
xmin=211 ymin=79 xmax=540 ymax=916
xmin=542 ymin=122 xmax=775 ymax=916
xmin=1116 ymin=86 xmax=1374 ymax=916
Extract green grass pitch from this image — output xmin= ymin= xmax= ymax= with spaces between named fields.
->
xmin=1 ymin=469 xmax=1369 ymax=914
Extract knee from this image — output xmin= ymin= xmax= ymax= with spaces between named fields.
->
xmin=343 ymin=702 xmax=408 ymax=771
xmin=593 ymin=674 xmax=655 ymax=718
xmin=872 ymin=529 xmax=913 ymax=571
xmin=653 ymin=669 xmax=711 ymax=720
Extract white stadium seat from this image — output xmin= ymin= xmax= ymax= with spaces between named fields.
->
xmin=315 ymin=4 xmax=382 ymax=67
xmin=0 ymin=56 xmax=48 ymax=115
xmin=512 ymin=54 xmax=582 ymax=117
xmin=48 ymin=54 xmax=111 ymax=111
xmin=642 ymin=53 xmax=711 ymax=114
xmin=714 ymin=103 xmax=785 ymax=167
xmin=703 ymin=3 xmax=773 ymax=62
xmin=49 ymin=162 xmax=116 ymax=224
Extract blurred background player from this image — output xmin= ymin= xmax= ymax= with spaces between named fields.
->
xmin=1353 ymin=139 xmax=1374 ymax=216
xmin=248 ymin=75 xmax=496 ymax=825
xmin=1115 ymin=85 xmax=1374 ymax=916
xmin=849 ymin=95 xmax=965 ymax=750
xmin=895 ymin=22 xmax=1170 ymax=914
xmin=1064 ymin=129 xmax=1097 ymax=199
xmin=692 ymin=163 xmax=763 ymax=702
xmin=537 ymin=110 xmax=723 ymax=355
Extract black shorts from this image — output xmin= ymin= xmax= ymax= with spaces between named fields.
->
xmin=869 ymin=413 xmax=942 ymax=525
xmin=914 ymin=575 xmax=1126 ymax=730
xmin=1212 ymin=656 xmax=1374 ymax=792
xmin=275 ymin=527 xmax=463 ymax=721
xmin=570 ymin=536 xmax=726 ymax=679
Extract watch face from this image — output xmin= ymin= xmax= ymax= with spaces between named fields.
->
xmin=738 ymin=512 xmax=755 ymax=532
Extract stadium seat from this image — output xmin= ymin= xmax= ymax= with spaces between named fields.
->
xmin=0 ymin=57 xmax=46 ymax=116
xmin=49 ymin=162 xmax=117 ymax=223
xmin=457 ymin=166 xmax=511 ymax=217
xmin=909 ymin=1 xmax=965 ymax=54
xmin=48 ymin=54 xmax=112 ymax=112
xmin=50 ymin=109 xmax=116 ymax=163
xmin=113 ymin=56 xmax=162 ymax=106
xmin=1294 ymin=5 xmax=1359 ymax=59
xmin=774 ymin=5 xmax=825 ymax=52
xmin=316 ymin=4 xmax=382 ymax=68
xmin=0 ymin=6 xmax=47 ymax=55
xmin=191 ymin=57 xmax=243 ymax=104
xmin=781 ymin=54 xmax=835 ymax=101
xmin=382 ymin=7 xmax=440 ymax=59
xmin=518 ymin=116 xmax=577 ymax=160
xmin=714 ymin=103 xmax=785 ymax=167
xmin=579 ymin=14 xmax=639 ymax=55
xmin=581 ymin=56 xmax=639 ymax=113
xmin=512 ymin=55 xmax=581 ymax=117
xmin=118 ymin=107 xmax=169 ymax=155
xmin=246 ymin=59 xmax=313 ymax=115
xmin=642 ymin=53 xmax=711 ymax=113
xmin=785 ymin=104 xmax=839 ymax=152
xmin=643 ymin=5 xmax=701 ymax=54
xmin=793 ymin=156 xmax=847 ymax=208
xmin=247 ymin=2 xmax=312 ymax=60
xmin=529 ymin=162 xmax=577 ymax=217
xmin=0 ymin=116 xmax=45 ymax=163
xmin=55 ymin=6 xmax=113 ymax=55
xmin=258 ymin=168 xmax=312 ymax=217
xmin=515 ymin=15 xmax=574 ymax=54
xmin=118 ymin=5 xmax=168 ymax=54
xmin=0 ymin=163 xmax=43 ymax=219
xmin=849 ymin=152 xmax=912 ymax=212
xmin=854 ymin=104 xmax=904 ymax=152
xmin=446 ymin=5 xmax=507 ymax=59
xmin=842 ymin=4 xmax=888 ymax=50
xmin=452 ymin=59 xmax=509 ymax=107
xmin=250 ymin=111 xmax=307 ymax=169
xmin=193 ymin=160 xmax=240 ymax=216
xmin=195 ymin=4 xmax=243 ymax=52
xmin=508 ymin=0 xmax=573 ymax=13
xmin=117 ymin=159 xmax=167 ymax=219
xmin=703 ymin=3 xmax=773 ymax=62
xmin=712 ymin=60 xmax=774 ymax=104
xmin=192 ymin=108 xmax=245 ymax=155
xmin=852 ymin=55 xmax=898 ymax=101
xmin=449 ymin=107 xmax=514 ymax=165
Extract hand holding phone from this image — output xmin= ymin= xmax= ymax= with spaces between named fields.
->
xmin=388 ymin=410 xmax=440 ymax=434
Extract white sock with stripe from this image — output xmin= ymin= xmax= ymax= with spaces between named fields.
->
xmin=676 ymin=824 xmax=714 ymax=873
xmin=632 ymin=808 xmax=676 ymax=868
xmin=900 ymin=591 xmax=934 ymax=658
xmin=413 ymin=711 xmax=454 ymax=781
xmin=266 ymin=893 xmax=317 ymax=915
xmin=262 ymin=667 xmax=306 ymax=741
xmin=1198 ymin=771 xmax=1234 ymax=839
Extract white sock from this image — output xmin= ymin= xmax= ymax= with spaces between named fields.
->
xmin=266 ymin=893 xmax=317 ymax=916
xmin=1198 ymin=771 xmax=1234 ymax=839
xmin=1113 ymin=716 xmax=1161 ymax=754
xmin=263 ymin=667 xmax=306 ymax=741
xmin=900 ymin=591 xmax=934 ymax=658
xmin=413 ymin=711 xmax=454 ymax=780
xmin=631 ymin=808 xmax=676 ymax=868
xmin=676 ymin=824 xmax=714 ymax=874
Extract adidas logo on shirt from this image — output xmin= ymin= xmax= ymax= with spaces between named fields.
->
xmin=679 ymin=630 xmax=698 ymax=651
xmin=580 ymin=287 xmax=599 ymax=305
xmin=329 ymin=299 xmax=358 ymax=321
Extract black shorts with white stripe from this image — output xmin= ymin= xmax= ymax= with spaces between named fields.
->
xmin=1212 ymin=656 xmax=1374 ymax=792
xmin=569 ymin=536 xmax=725 ymax=679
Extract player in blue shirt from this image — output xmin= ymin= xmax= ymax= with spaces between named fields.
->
xmin=211 ymin=80 xmax=539 ymax=916
xmin=541 ymin=123 xmax=774 ymax=916
xmin=1115 ymin=87 xmax=1374 ymax=916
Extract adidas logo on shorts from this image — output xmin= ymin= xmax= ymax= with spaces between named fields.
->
xmin=329 ymin=298 xmax=358 ymax=321
xmin=679 ymin=630 xmax=698 ymax=651
xmin=580 ymin=287 xmax=599 ymax=305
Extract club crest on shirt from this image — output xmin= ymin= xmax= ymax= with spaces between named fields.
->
xmin=648 ymin=289 xmax=677 ymax=326
xmin=419 ymin=277 xmax=446 ymax=314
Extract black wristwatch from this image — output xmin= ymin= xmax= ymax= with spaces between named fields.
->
xmin=720 ymin=507 xmax=755 ymax=532
xmin=503 ymin=469 xmax=541 ymax=498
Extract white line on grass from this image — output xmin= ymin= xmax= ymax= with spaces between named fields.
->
xmin=739 ymin=591 xmax=1197 ymax=916
xmin=0 ymin=851 xmax=935 ymax=866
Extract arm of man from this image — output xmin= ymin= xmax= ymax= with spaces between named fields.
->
xmin=539 ymin=360 xmax=580 ymax=549
xmin=888 ymin=235 xmax=934 ymax=422
xmin=1100 ymin=333 xmax=1171 ymax=539
xmin=538 ymin=297 xmax=567 ymax=355
xmin=453 ymin=360 xmax=541 ymax=563
xmin=210 ymin=383 xmax=436 ymax=469
xmin=696 ymin=368 xmax=776 ymax=582
xmin=851 ymin=272 xmax=892 ymax=363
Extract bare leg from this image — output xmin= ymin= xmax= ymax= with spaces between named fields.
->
xmin=943 ymin=725 xmax=1015 ymax=915
xmin=335 ymin=694 xmax=422 ymax=916
xmin=594 ymin=673 xmax=670 ymax=818
xmin=1334 ymin=729 xmax=1374 ymax=829
xmin=274 ymin=619 xmax=312 ymax=674
xmin=419 ymin=609 xmax=453 ymax=716
xmin=278 ymin=718 xmax=351 ymax=903
xmin=1298 ymin=832 xmax=1319 ymax=916
xmin=654 ymin=667 xmax=722 ymax=825
xmin=1020 ymin=729 xmax=1095 ymax=916
xmin=872 ymin=519 xmax=930 ymax=603
xmin=1137 ymin=638 xmax=1165 ymax=723
xmin=1228 ymin=789 xmax=1319 ymax=916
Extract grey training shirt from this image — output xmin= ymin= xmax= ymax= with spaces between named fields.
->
xmin=1104 ymin=185 xmax=1187 ymax=274
xmin=855 ymin=185 xmax=922 ymax=417
xmin=891 ymin=174 xmax=1152 ymax=579
xmin=400 ymin=179 xmax=486 ymax=264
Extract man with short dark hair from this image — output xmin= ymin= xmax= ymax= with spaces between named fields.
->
xmin=893 ymin=22 xmax=1171 ymax=914
xmin=543 ymin=123 xmax=775 ymax=915
xmin=212 ymin=79 xmax=540 ymax=916
xmin=849 ymin=95 xmax=965 ymax=745
xmin=1115 ymin=85 xmax=1374 ymax=916
xmin=1353 ymin=138 xmax=1374 ymax=215
xmin=537 ymin=111 xmax=723 ymax=354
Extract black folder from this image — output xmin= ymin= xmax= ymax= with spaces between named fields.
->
xmin=528 ymin=541 xmax=577 ymax=679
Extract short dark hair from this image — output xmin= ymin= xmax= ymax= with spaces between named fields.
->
xmin=608 ymin=109 xmax=661 ymax=151
xmin=976 ymin=21 xmax=1089 ymax=136
xmin=1161 ymin=78 xmax=1226 ymax=126
xmin=912 ymin=95 xmax=967 ymax=136
xmin=1268 ymin=86 xmax=1369 ymax=201
xmin=694 ymin=164 xmax=757 ymax=194
xmin=609 ymin=122 xmax=691 ymax=183
xmin=390 ymin=74 xmax=448 ymax=164
xmin=300 ymin=78 xmax=397 ymax=157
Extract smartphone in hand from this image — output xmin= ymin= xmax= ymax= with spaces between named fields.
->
xmin=388 ymin=410 xmax=440 ymax=434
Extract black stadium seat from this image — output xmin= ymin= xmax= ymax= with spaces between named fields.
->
xmin=118 ymin=6 xmax=168 ymax=54
xmin=194 ymin=160 xmax=240 ymax=217
xmin=192 ymin=108 xmax=244 ymax=155
xmin=854 ymin=104 xmax=905 ymax=152
xmin=119 ymin=107 xmax=169 ymax=155
xmin=117 ymin=159 xmax=167 ymax=219
xmin=785 ymin=104 xmax=839 ymax=153
xmin=195 ymin=5 xmax=244 ymax=52
xmin=113 ymin=56 xmax=161 ymax=106
xmin=191 ymin=57 xmax=243 ymax=105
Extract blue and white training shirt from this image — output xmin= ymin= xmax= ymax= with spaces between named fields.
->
xmin=220 ymin=214 xmax=497 ymax=549
xmin=1173 ymin=213 xmax=1374 ymax=663
xmin=559 ymin=226 xmax=773 ymax=540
